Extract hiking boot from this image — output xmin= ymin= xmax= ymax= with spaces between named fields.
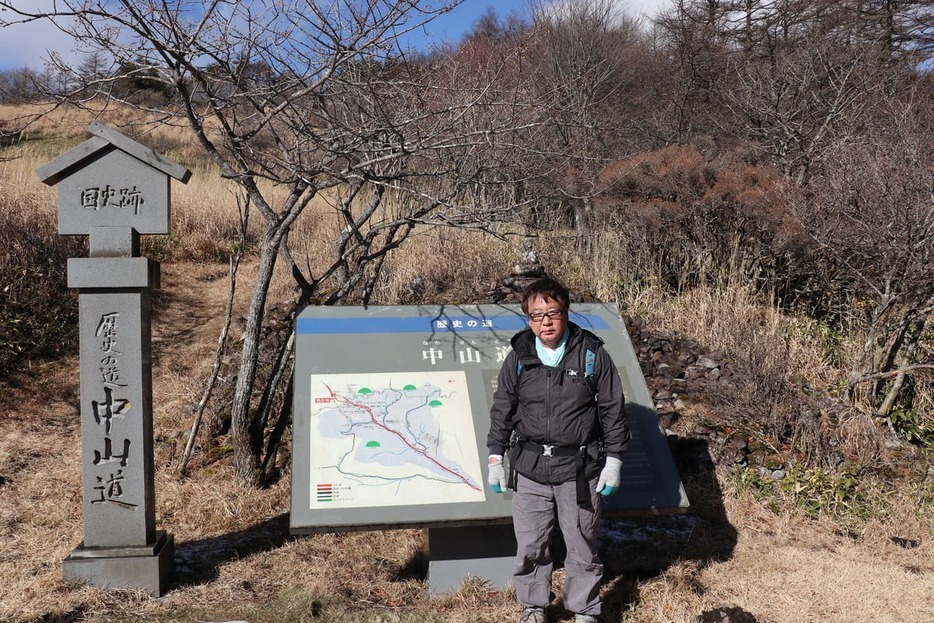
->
xmin=575 ymin=615 xmax=599 ymax=623
xmin=518 ymin=606 xmax=546 ymax=623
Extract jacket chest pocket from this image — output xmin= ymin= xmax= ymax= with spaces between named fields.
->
xmin=518 ymin=367 xmax=592 ymax=408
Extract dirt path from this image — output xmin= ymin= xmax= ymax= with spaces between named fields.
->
xmin=153 ymin=261 xmax=236 ymax=376
xmin=148 ymin=260 xmax=249 ymax=466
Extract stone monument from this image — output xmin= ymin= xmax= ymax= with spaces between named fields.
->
xmin=37 ymin=121 xmax=191 ymax=596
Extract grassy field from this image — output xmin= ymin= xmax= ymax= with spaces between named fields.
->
xmin=1 ymin=106 xmax=932 ymax=623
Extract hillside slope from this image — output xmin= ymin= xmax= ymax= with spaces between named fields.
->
xmin=1 ymin=260 xmax=933 ymax=623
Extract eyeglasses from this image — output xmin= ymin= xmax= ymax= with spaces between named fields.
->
xmin=528 ymin=309 xmax=565 ymax=323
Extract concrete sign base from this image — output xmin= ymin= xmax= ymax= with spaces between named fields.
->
xmin=62 ymin=531 xmax=175 ymax=597
xmin=425 ymin=524 xmax=517 ymax=594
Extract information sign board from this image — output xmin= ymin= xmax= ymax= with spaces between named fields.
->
xmin=291 ymin=304 xmax=688 ymax=533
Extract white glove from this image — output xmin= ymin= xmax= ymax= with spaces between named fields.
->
xmin=487 ymin=454 xmax=506 ymax=494
xmin=596 ymin=456 xmax=622 ymax=497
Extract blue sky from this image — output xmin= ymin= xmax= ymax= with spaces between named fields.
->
xmin=0 ymin=0 xmax=669 ymax=71
xmin=422 ymin=0 xmax=667 ymax=44
xmin=417 ymin=0 xmax=531 ymax=45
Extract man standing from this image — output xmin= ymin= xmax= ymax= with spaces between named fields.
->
xmin=487 ymin=277 xmax=630 ymax=623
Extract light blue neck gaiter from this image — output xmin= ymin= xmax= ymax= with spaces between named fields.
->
xmin=535 ymin=328 xmax=569 ymax=367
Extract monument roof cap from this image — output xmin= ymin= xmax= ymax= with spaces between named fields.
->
xmin=36 ymin=121 xmax=192 ymax=186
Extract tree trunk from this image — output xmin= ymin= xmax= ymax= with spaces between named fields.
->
xmin=877 ymin=315 xmax=926 ymax=418
xmin=231 ymin=226 xmax=282 ymax=486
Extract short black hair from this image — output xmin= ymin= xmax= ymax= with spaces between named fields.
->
xmin=520 ymin=277 xmax=570 ymax=315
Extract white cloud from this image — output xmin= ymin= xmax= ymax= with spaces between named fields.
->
xmin=532 ymin=0 xmax=669 ymax=29
xmin=627 ymin=0 xmax=670 ymax=19
xmin=0 ymin=3 xmax=80 ymax=70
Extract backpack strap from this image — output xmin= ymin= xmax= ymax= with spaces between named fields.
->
xmin=580 ymin=335 xmax=601 ymax=403
xmin=580 ymin=335 xmax=606 ymax=462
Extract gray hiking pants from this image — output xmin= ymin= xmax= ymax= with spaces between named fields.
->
xmin=512 ymin=473 xmax=603 ymax=616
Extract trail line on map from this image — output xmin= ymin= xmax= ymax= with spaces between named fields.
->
xmin=324 ymin=383 xmax=481 ymax=492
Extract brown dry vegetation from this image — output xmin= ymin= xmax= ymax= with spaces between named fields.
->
xmin=1 ymin=108 xmax=933 ymax=623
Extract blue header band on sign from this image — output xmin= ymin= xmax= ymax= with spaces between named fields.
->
xmin=295 ymin=313 xmax=608 ymax=335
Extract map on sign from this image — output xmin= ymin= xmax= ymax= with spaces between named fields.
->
xmin=309 ymin=371 xmax=485 ymax=509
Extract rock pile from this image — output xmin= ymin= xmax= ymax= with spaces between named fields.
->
xmin=624 ymin=315 xmax=790 ymax=479
xmin=626 ymin=314 xmax=728 ymax=420
xmin=487 ymin=238 xmax=547 ymax=303
xmin=486 ymin=238 xmax=597 ymax=305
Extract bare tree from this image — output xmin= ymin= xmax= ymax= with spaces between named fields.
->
xmin=526 ymin=0 xmax=649 ymax=235
xmin=721 ymin=0 xmax=896 ymax=186
xmin=1 ymin=0 xmax=532 ymax=486
xmin=656 ymin=0 xmax=912 ymax=186
xmin=788 ymin=89 xmax=934 ymax=422
xmin=654 ymin=0 xmax=734 ymax=142
xmin=853 ymin=0 xmax=934 ymax=64
xmin=726 ymin=41 xmax=889 ymax=185
xmin=0 ymin=67 xmax=47 ymax=103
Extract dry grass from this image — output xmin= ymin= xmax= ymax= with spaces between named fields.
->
xmin=552 ymin=236 xmax=889 ymax=469
xmin=0 ymin=100 xmax=206 ymax=164
xmin=631 ymin=492 xmax=934 ymax=623
xmin=4 ymin=380 xmax=932 ymax=623
xmin=370 ymin=226 xmax=519 ymax=305
xmin=4 ymin=248 xmax=932 ymax=623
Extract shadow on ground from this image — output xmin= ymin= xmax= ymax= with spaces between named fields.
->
xmin=600 ymin=436 xmax=738 ymax=621
xmin=171 ymin=512 xmax=295 ymax=588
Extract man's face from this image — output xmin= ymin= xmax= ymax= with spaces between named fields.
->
xmin=526 ymin=295 xmax=568 ymax=349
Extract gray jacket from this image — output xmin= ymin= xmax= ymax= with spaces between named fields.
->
xmin=486 ymin=322 xmax=630 ymax=485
